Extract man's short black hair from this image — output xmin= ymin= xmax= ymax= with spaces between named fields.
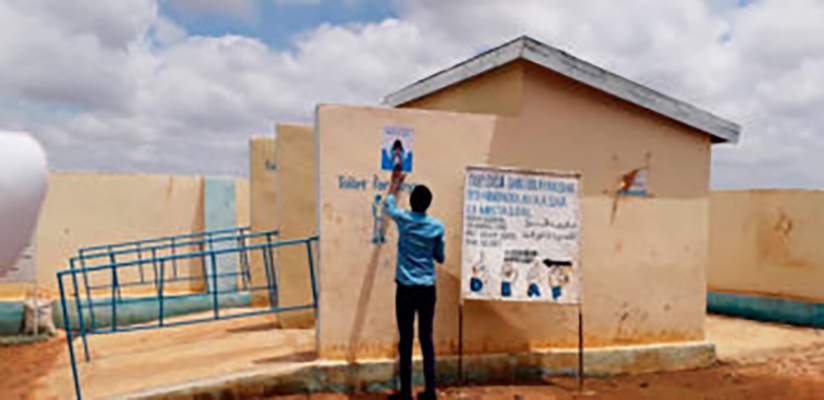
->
xmin=410 ymin=185 xmax=432 ymax=212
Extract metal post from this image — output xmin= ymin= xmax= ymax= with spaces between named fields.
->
xmin=578 ymin=304 xmax=584 ymax=391
xmin=262 ymin=245 xmax=276 ymax=309
xmin=68 ymin=267 xmax=91 ymax=362
xmin=210 ymin=250 xmax=220 ymax=319
xmin=78 ymin=257 xmax=97 ymax=332
xmin=206 ymin=234 xmax=215 ymax=290
xmin=111 ymin=266 xmax=118 ymax=332
xmin=137 ymin=243 xmax=146 ymax=283
xmin=158 ymin=260 xmax=165 ymax=327
xmin=306 ymin=240 xmax=318 ymax=309
xmin=58 ymin=274 xmax=83 ymax=400
xmin=238 ymin=234 xmax=250 ymax=289
xmin=109 ymin=252 xmax=121 ymax=300
xmin=199 ymin=239 xmax=209 ymax=290
xmin=70 ymin=259 xmax=91 ymax=361
xmin=458 ymin=300 xmax=464 ymax=385
xmin=263 ymin=232 xmax=277 ymax=308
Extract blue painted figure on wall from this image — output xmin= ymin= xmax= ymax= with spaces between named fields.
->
xmin=372 ymin=194 xmax=386 ymax=244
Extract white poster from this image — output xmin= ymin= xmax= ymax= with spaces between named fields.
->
xmin=461 ymin=166 xmax=581 ymax=303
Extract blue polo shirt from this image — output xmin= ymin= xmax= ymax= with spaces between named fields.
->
xmin=384 ymin=194 xmax=445 ymax=287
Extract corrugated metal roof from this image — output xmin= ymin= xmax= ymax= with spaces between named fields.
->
xmin=383 ymin=36 xmax=741 ymax=143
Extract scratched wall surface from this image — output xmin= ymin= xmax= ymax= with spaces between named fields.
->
xmin=318 ymin=102 xmax=710 ymax=360
xmin=710 ymin=190 xmax=824 ymax=302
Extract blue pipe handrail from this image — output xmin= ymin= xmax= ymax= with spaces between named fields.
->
xmin=71 ymin=230 xmax=281 ymax=265
xmin=56 ymin=231 xmax=319 ymax=400
xmin=78 ymin=226 xmax=251 ymax=256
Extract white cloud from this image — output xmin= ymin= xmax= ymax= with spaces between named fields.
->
xmin=152 ymin=16 xmax=188 ymax=46
xmin=0 ymin=0 xmax=823 ymax=188
xmin=164 ymin=0 xmax=253 ymax=16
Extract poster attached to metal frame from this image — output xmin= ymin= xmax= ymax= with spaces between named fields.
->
xmin=461 ymin=165 xmax=582 ymax=304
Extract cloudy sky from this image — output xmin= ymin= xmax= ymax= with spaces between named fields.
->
xmin=1 ymin=0 xmax=822 ymax=188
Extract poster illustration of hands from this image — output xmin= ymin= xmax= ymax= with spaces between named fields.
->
xmin=461 ymin=166 xmax=581 ymax=304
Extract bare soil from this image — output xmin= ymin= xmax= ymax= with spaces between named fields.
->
xmin=272 ymin=343 xmax=824 ymax=400
xmin=0 ymin=335 xmax=65 ymax=400
xmin=2 ymin=315 xmax=823 ymax=399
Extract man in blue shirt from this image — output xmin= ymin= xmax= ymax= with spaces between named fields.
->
xmin=385 ymin=171 xmax=444 ymax=400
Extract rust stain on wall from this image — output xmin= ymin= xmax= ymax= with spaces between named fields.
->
xmin=610 ymin=153 xmax=652 ymax=225
xmin=613 ymin=240 xmax=624 ymax=254
xmin=756 ymin=209 xmax=810 ymax=268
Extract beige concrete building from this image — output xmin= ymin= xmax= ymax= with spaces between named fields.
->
xmin=316 ymin=37 xmax=741 ymax=372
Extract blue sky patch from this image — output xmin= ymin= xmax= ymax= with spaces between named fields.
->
xmin=160 ymin=0 xmax=397 ymax=49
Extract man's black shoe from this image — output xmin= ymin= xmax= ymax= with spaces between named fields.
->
xmin=388 ymin=392 xmax=412 ymax=400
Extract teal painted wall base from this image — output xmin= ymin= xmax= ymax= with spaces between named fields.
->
xmin=0 ymin=292 xmax=251 ymax=335
xmin=0 ymin=302 xmax=25 ymax=335
xmin=707 ymin=291 xmax=824 ymax=328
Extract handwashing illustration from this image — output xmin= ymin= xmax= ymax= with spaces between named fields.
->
xmin=500 ymin=262 xmax=518 ymax=298
xmin=526 ymin=260 xmax=543 ymax=298
xmin=543 ymin=258 xmax=573 ymax=301
xmin=469 ymin=252 xmax=490 ymax=294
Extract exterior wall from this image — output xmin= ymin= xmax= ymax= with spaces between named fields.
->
xmin=488 ymin=63 xmax=710 ymax=347
xmin=318 ymin=105 xmax=498 ymax=359
xmin=319 ymin=64 xmax=712 ymax=359
xmin=401 ymin=61 xmax=524 ymax=116
xmin=0 ymin=172 xmax=249 ymax=300
xmin=709 ymin=190 xmax=824 ymax=302
xmin=236 ymin=178 xmax=250 ymax=227
xmin=204 ymin=178 xmax=240 ymax=292
xmin=275 ymin=124 xmax=318 ymax=328
xmin=249 ymin=136 xmax=279 ymax=307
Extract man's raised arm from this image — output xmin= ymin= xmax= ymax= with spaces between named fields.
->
xmin=384 ymin=170 xmax=407 ymax=220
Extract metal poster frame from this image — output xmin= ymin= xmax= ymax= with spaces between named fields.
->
xmin=457 ymin=165 xmax=585 ymax=391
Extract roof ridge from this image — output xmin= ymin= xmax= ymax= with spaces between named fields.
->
xmin=382 ymin=36 xmax=741 ymax=143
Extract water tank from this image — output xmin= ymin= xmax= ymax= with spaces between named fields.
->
xmin=0 ymin=132 xmax=48 ymax=277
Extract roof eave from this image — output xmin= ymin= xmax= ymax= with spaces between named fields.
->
xmin=383 ymin=36 xmax=741 ymax=144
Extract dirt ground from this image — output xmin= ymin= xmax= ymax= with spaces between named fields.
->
xmin=1 ymin=316 xmax=823 ymax=399
xmin=272 ymin=342 xmax=824 ymax=400
xmin=0 ymin=335 xmax=65 ymax=400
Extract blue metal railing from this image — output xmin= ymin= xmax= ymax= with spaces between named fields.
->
xmin=56 ymin=228 xmax=319 ymax=400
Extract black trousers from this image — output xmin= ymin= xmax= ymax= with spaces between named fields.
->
xmin=396 ymin=283 xmax=437 ymax=395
